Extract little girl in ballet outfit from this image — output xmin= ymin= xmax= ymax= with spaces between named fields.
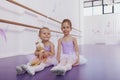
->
xmin=16 ymin=27 xmax=57 ymax=76
xmin=50 ymin=19 xmax=87 ymax=75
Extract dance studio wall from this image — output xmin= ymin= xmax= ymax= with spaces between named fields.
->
xmin=0 ymin=0 xmax=80 ymax=39
xmin=84 ymin=14 xmax=120 ymax=45
xmin=0 ymin=25 xmax=63 ymax=58
xmin=0 ymin=0 xmax=80 ymax=58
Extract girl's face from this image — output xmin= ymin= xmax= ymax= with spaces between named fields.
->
xmin=39 ymin=29 xmax=51 ymax=41
xmin=61 ymin=22 xmax=72 ymax=36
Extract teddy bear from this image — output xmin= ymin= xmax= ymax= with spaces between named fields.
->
xmin=30 ymin=39 xmax=47 ymax=66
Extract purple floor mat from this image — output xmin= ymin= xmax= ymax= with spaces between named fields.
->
xmin=0 ymin=45 xmax=120 ymax=80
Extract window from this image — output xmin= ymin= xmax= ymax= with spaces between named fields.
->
xmin=84 ymin=7 xmax=92 ymax=16
xmin=84 ymin=0 xmax=120 ymax=16
xmin=84 ymin=1 xmax=92 ymax=8
xmin=104 ymin=5 xmax=113 ymax=14
xmin=114 ymin=2 xmax=120 ymax=13
xmin=93 ymin=6 xmax=102 ymax=15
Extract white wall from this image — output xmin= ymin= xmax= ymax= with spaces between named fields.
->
xmin=16 ymin=0 xmax=80 ymax=29
xmin=0 ymin=0 xmax=80 ymax=58
xmin=0 ymin=23 xmax=62 ymax=58
xmin=0 ymin=24 xmax=38 ymax=57
xmin=84 ymin=14 xmax=120 ymax=45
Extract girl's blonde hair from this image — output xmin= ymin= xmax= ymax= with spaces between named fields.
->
xmin=39 ymin=27 xmax=50 ymax=34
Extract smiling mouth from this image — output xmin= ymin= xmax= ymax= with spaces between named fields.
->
xmin=64 ymin=31 xmax=68 ymax=33
xmin=44 ymin=37 xmax=49 ymax=38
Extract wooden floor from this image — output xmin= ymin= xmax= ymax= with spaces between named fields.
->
xmin=0 ymin=45 xmax=120 ymax=80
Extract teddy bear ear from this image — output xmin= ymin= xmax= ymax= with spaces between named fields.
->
xmin=36 ymin=42 xmax=39 ymax=45
xmin=38 ymin=40 xmax=42 ymax=43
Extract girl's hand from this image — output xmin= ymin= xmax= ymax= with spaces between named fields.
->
xmin=35 ymin=51 xmax=42 ymax=56
xmin=56 ymin=56 xmax=60 ymax=63
xmin=43 ymin=52 xmax=49 ymax=58
xmin=73 ymin=58 xmax=80 ymax=66
xmin=34 ymin=51 xmax=38 ymax=56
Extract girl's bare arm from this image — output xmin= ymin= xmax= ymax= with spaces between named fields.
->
xmin=44 ymin=42 xmax=55 ymax=57
xmin=56 ymin=38 xmax=62 ymax=63
xmin=73 ymin=37 xmax=80 ymax=66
